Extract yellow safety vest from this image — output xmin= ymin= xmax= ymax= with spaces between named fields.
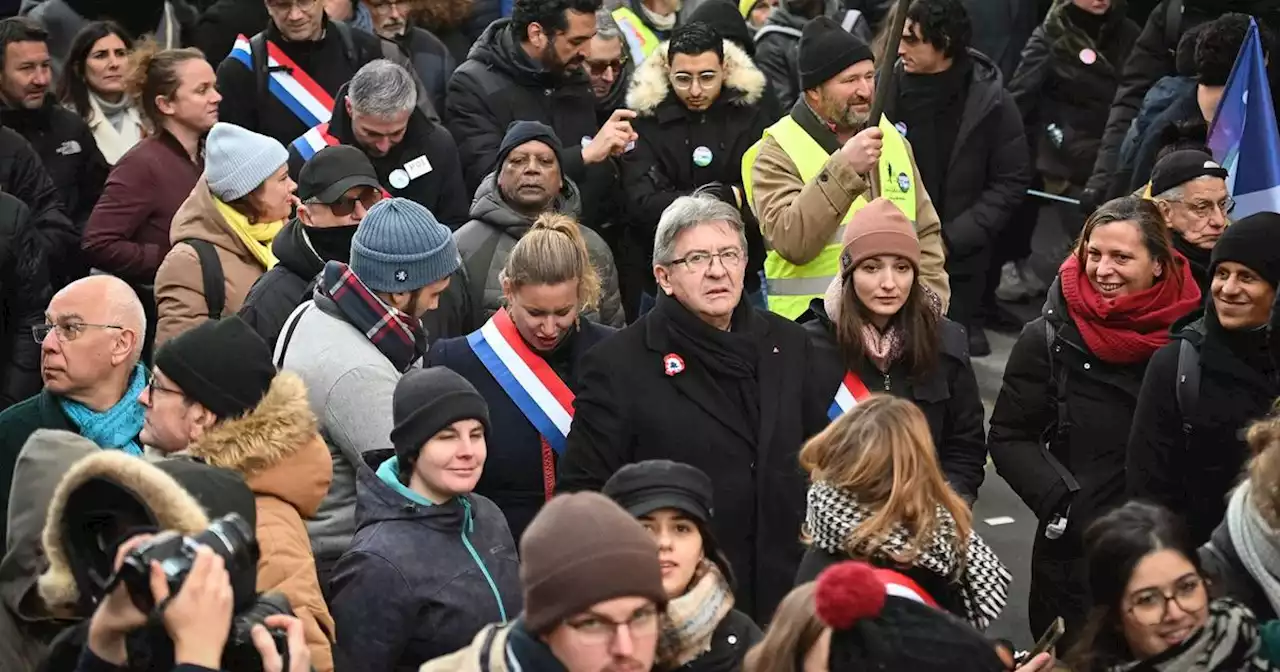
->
xmin=612 ymin=7 xmax=660 ymax=65
xmin=741 ymin=115 xmax=917 ymax=319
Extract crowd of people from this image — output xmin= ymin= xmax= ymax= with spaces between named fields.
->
xmin=0 ymin=0 xmax=1277 ymax=670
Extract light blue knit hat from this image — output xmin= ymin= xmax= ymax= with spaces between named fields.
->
xmin=351 ymin=198 xmax=461 ymax=292
xmin=204 ymin=122 xmax=290 ymax=201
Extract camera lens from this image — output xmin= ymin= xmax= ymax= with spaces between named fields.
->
xmin=192 ymin=513 xmax=259 ymax=579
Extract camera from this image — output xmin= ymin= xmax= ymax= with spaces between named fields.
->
xmin=224 ymin=593 xmax=293 ymax=672
xmin=115 ymin=512 xmax=258 ymax=613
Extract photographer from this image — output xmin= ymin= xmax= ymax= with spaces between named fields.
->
xmin=80 ymin=535 xmax=312 ymax=672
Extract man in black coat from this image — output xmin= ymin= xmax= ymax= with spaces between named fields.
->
xmin=286 ymin=60 xmax=468 ymax=229
xmin=0 ymin=126 xmax=75 ymax=273
xmin=0 ymin=191 xmax=47 ymax=411
xmin=620 ymin=22 xmax=770 ymax=312
xmin=359 ymin=0 xmax=456 ymax=116
xmin=215 ymin=0 xmax=431 ymax=146
xmin=753 ymin=0 xmax=869 ymax=111
xmin=1083 ymin=0 xmax=1280 ymax=206
xmin=884 ymin=0 xmax=1030 ymax=356
xmin=446 ymin=0 xmax=635 ymax=230
xmin=558 ymin=194 xmax=828 ymax=622
xmin=0 ymin=17 xmax=105 ymax=281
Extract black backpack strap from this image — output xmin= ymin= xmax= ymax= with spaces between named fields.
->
xmin=477 ymin=626 xmax=500 ymax=671
xmin=180 ymin=239 xmax=225 ymax=320
xmin=1176 ymin=338 xmax=1200 ymax=436
xmin=466 ymin=232 xmax=504 ymax=321
xmin=274 ymin=302 xmax=311 ymax=368
xmin=332 ymin=20 xmax=357 ymax=63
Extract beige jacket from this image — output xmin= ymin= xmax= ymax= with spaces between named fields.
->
xmin=749 ymin=130 xmax=951 ymax=308
xmin=190 ymin=373 xmax=336 ymax=672
xmin=154 ymin=176 xmax=272 ymax=346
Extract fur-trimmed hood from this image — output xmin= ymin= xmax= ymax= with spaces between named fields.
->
xmin=626 ymin=39 xmax=766 ymax=116
xmin=189 ymin=372 xmax=332 ymax=518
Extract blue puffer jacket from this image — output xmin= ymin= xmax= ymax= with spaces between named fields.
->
xmin=330 ymin=450 xmax=523 ymax=672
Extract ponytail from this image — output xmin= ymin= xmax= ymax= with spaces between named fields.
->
xmin=501 ymin=212 xmax=601 ymax=310
xmin=126 ymin=37 xmax=206 ymax=130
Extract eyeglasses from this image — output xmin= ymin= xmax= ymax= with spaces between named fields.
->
xmin=671 ymin=72 xmax=721 ymax=90
xmin=315 ymin=187 xmax=383 ymax=218
xmin=266 ymin=0 xmax=317 ymax=11
xmin=32 ymin=322 xmax=123 ymax=344
xmin=586 ymin=58 xmax=626 ymax=77
xmin=143 ymin=369 xmax=186 ymax=399
xmin=1126 ymin=574 xmax=1208 ymax=626
xmin=1169 ymin=197 xmax=1235 ymax=219
xmin=564 ymin=605 xmax=660 ymax=645
xmin=669 ymin=249 xmax=745 ymax=273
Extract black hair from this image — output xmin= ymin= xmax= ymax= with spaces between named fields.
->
xmin=0 ymin=16 xmax=48 ymax=69
xmin=1195 ymin=13 xmax=1253 ymax=87
xmin=511 ymin=0 xmax=603 ymax=42
xmin=1067 ymin=502 xmax=1201 ymax=672
xmin=1175 ymin=23 xmax=1206 ymax=77
xmin=1153 ymin=120 xmax=1209 ymax=163
xmin=694 ymin=518 xmax=739 ymax=592
xmin=905 ymin=0 xmax=971 ymax=60
xmin=669 ymin=21 xmax=724 ymax=62
xmin=57 ymin=21 xmax=135 ymax=122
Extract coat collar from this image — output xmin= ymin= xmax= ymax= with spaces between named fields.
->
xmin=626 ymin=39 xmax=767 ymax=117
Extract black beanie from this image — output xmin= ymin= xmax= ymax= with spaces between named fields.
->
xmin=390 ymin=368 xmax=490 ymax=467
xmin=687 ymin=0 xmax=754 ymax=56
xmin=1210 ymin=212 xmax=1280 ymax=288
xmin=493 ymin=120 xmax=563 ymax=175
xmin=799 ymin=16 xmax=874 ymax=90
xmin=154 ymin=316 xmax=275 ymax=420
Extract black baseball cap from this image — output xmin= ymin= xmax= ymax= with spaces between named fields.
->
xmin=297 ymin=145 xmax=382 ymax=203
xmin=602 ymin=459 xmax=714 ymax=522
xmin=1150 ymin=149 xmax=1229 ymax=197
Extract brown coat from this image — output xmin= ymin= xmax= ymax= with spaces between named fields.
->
xmin=154 ymin=175 xmax=273 ymax=346
xmin=748 ymin=120 xmax=951 ymax=309
xmin=190 ymin=372 xmax=336 ymax=672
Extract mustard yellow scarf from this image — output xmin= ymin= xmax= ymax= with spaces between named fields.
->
xmin=213 ymin=197 xmax=284 ymax=269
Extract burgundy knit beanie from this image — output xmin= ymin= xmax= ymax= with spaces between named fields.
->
xmin=520 ymin=491 xmax=667 ymax=634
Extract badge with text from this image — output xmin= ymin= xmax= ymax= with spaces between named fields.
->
xmin=404 ymin=155 xmax=433 ymax=180
xmin=664 ymin=353 xmax=686 ymax=377
xmin=388 ymin=169 xmax=410 ymax=190
xmin=692 ymin=145 xmax=713 ymax=167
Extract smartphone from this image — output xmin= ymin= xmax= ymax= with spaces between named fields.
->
xmin=1026 ymin=617 xmax=1066 ymax=661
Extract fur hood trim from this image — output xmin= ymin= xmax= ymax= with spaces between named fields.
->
xmin=38 ymin=451 xmax=210 ymax=608
xmin=627 ymin=39 xmax=766 ymax=115
xmin=189 ymin=372 xmax=318 ymax=477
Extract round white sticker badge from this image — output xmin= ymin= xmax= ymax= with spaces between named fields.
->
xmin=1079 ymin=48 xmax=1097 ymax=65
xmin=692 ymin=145 xmax=713 ymax=167
xmin=389 ymin=169 xmax=410 ymax=190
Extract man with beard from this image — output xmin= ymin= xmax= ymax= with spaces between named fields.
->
xmin=743 ymin=17 xmax=949 ymax=319
xmin=754 ymin=0 xmax=872 ymax=110
xmin=446 ymin=0 xmax=636 ymax=230
xmin=359 ymin=0 xmax=456 ymax=115
xmin=287 ymin=59 xmax=468 ymax=227
xmin=0 ymin=17 xmax=105 ymax=280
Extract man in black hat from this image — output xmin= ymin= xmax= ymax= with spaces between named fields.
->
xmin=743 ymin=15 xmax=949 ymax=322
xmin=1149 ymin=149 xmax=1231 ymax=295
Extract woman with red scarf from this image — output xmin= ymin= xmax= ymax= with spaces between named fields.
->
xmin=987 ymin=197 xmax=1201 ymax=647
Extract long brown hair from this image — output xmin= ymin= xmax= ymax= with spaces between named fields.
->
xmin=742 ymin=582 xmax=825 ymax=672
xmin=501 ymin=212 xmax=601 ymax=310
xmin=835 ymin=273 xmax=941 ymax=378
xmin=799 ymin=395 xmax=972 ymax=566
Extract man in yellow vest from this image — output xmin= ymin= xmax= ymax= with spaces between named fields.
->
xmin=611 ymin=0 xmax=680 ymax=65
xmin=742 ymin=16 xmax=949 ymax=319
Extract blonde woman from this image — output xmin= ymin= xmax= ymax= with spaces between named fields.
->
xmin=798 ymin=394 xmax=1011 ymax=631
xmin=428 ymin=212 xmax=615 ymax=542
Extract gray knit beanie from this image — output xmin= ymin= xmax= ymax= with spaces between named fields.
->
xmin=204 ymin=122 xmax=290 ymax=201
xmin=351 ymin=197 xmax=461 ymax=292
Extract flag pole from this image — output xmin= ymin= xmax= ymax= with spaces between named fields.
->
xmin=867 ymin=0 xmax=912 ymax=124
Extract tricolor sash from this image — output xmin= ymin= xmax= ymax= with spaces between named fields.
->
xmin=827 ymin=371 xmax=872 ymax=421
xmin=228 ymin=34 xmax=335 ymax=129
xmin=467 ymin=309 xmax=575 ymax=453
xmin=291 ymin=122 xmax=340 ymax=160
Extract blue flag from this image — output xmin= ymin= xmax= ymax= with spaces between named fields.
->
xmin=1207 ymin=19 xmax=1280 ymax=218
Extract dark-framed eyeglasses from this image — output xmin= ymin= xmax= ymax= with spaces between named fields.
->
xmin=266 ymin=0 xmax=317 ymax=11
xmin=669 ymin=248 xmax=745 ymax=273
xmin=563 ymin=604 xmax=660 ymax=644
xmin=314 ymin=187 xmax=383 ymax=218
xmin=32 ymin=322 xmax=123 ymax=344
xmin=143 ymin=369 xmax=186 ymax=399
xmin=586 ymin=58 xmax=627 ymax=77
xmin=1125 ymin=573 xmax=1208 ymax=626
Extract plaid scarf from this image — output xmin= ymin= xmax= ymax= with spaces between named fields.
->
xmin=805 ymin=481 xmax=1011 ymax=630
xmin=657 ymin=560 xmax=735 ymax=668
xmin=317 ymin=261 xmax=426 ymax=372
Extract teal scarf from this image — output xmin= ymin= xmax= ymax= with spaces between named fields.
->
xmin=59 ymin=364 xmax=146 ymax=456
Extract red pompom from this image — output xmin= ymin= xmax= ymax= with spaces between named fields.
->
xmin=814 ymin=561 xmax=887 ymax=629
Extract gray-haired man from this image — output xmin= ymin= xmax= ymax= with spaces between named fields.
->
xmin=286 ymin=59 xmax=469 ymax=228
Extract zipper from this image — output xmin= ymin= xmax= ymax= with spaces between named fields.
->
xmin=460 ymin=497 xmax=509 ymax=623
xmin=882 ymin=373 xmax=891 ymax=392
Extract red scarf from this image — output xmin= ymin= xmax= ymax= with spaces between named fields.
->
xmin=1058 ymin=253 xmax=1202 ymax=364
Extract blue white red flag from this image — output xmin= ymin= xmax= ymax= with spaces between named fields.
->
xmin=827 ymin=371 xmax=872 ymax=421
xmin=1207 ymin=19 xmax=1280 ymax=218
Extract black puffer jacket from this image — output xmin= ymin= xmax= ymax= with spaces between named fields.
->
xmin=445 ymin=19 xmax=612 ymax=222
xmin=621 ymin=38 xmax=771 ymax=296
xmin=1009 ymin=0 xmax=1140 ymax=186
xmin=987 ymin=280 xmax=1151 ymax=638
xmin=1126 ymin=314 xmax=1278 ymax=546
xmin=0 ymin=97 xmax=107 ymax=237
xmin=753 ymin=0 xmax=869 ymax=111
xmin=802 ymin=299 xmax=987 ymax=503
xmin=0 ymin=126 xmax=76 ymax=271
xmin=0 ymin=192 xmax=49 ymax=411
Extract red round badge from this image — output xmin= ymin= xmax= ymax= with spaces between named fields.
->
xmin=663 ymin=353 xmax=685 ymax=377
